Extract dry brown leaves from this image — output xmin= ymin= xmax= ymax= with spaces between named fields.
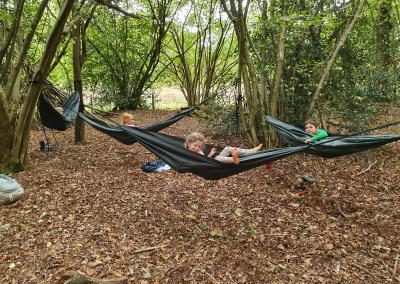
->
xmin=1 ymin=109 xmax=399 ymax=283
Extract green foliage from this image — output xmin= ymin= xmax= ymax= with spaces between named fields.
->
xmin=81 ymin=0 xmax=179 ymax=110
xmin=201 ymin=89 xmax=240 ymax=138
xmin=249 ymin=0 xmax=399 ymax=126
xmin=161 ymin=0 xmax=238 ymax=106
xmin=82 ymin=7 xmax=149 ymax=109
xmin=325 ymin=66 xmax=397 ymax=131
xmin=16 ymin=0 xmax=399 ymax=122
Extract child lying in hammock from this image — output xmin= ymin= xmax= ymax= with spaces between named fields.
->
xmin=184 ymin=132 xmax=262 ymax=165
xmin=55 ymin=107 xmax=64 ymax=115
xmin=122 ymin=112 xmax=135 ymax=126
xmin=304 ymin=118 xmax=328 ymax=143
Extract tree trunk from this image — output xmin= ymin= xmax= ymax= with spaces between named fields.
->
xmin=0 ymin=0 xmax=75 ymax=173
xmin=72 ymin=13 xmax=85 ymax=144
xmin=169 ymin=2 xmax=235 ymax=108
xmin=376 ymin=0 xmax=393 ymax=95
xmin=268 ymin=0 xmax=287 ymax=146
xmin=221 ymin=0 xmax=260 ymax=146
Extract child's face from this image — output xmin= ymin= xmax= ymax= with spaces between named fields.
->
xmin=187 ymin=140 xmax=204 ymax=153
xmin=123 ymin=117 xmax=133 ymax=125
xmin=305 ymin=123 xmax=317 ymax=135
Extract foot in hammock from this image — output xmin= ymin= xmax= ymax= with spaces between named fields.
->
xmin=251 ymin=144 xmax=263 ymax=153
xmin=232 ymin=148 xmax=240 ymax=165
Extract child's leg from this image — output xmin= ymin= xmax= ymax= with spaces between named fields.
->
xmin=237 ymin=144 xmax=263 ymax=155
xmin=215 ymin=146 xmax=234 ymax=163
xmin=215 ymin=155 xmax=234 ymax=163
xmin=215 ymin=147 xmax=240 ymax=165
xmin=218 ymin=146 xmax=232 ymax=157
xmin=231 ymin=148 xmax=240 ymax=165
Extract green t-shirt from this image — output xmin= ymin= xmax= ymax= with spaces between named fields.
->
xmin=310 ymin=129 xmax=328 ymax=142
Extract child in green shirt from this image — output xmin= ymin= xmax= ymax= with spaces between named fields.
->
xmin=304 ymin=118 xmax=328 ymax=143
xmin=288 ymin=118 xmax=326 ymax=196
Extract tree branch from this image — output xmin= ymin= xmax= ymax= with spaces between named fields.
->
xmin=94 ymin=0 xmax=141 ymax=19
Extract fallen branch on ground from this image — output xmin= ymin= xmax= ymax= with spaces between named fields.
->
xmin=134 ymin=244 xmax=168 ymax=253
xmin=60 ymin=271 xmax=127 ymax=284
xmin=392 ymin=254 xmax=399 ymax=281
xmin=351 ymin=262 xmax=378 ymax=280
xmin=353 ymin=161 xmax=377 ymax=177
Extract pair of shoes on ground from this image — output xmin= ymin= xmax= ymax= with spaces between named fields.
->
xmin=141 ymin=160 xmax=171 ymax=173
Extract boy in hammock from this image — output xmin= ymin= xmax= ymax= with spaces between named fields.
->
xmin=122 ymin=112 xmax=135 ymax=127
xmin=304 ymin=118 xmax=328 ymax=143
xmin=290 ymin=118 xmax=327 ymax=196
xmin=184 ymin=132 xmax=262 ymax=165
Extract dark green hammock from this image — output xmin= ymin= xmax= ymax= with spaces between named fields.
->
xmin=266 ymin=116 xmax=400 ymax=158
xmin=79 ymin=113 xmax=307 ymax=179
xmin=38 ymin=91 xmax=80 ymax=131
xmin=78 ymin=107 xmax=195 ymax=145
xmin=119 ymin=126 xmax=307 ymax=180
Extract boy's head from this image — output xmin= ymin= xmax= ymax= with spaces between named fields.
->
xmin=305 ymin=118 xmax=319 ymax=135
xmin=122 ymin=112 xmax=134 ymax=125
xmin=185 ymin=132 xmax=206 ymax=153
xmin=55 ymin=107 xmax=64 ymax=114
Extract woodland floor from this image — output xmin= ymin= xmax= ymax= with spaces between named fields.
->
xmin=1 ymin=109 xmax=400 ymax=284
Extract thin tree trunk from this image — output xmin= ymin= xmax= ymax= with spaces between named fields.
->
xmin=376 ymin=0 xmax=393 ymax=95
xmin=268 ymin=0 xmax=287 ymax=146
xmin=270 ymin=0 xmax=287 ymax=118
xmin=72 ymin=14 xmax=85 ymax=143
xmin=8 ymin=0 xmax=75 ymax=171
xmin=5 ymin=0 xmax=50 ymax=100
xmin=0 ymin=0 xmax=25 ymax=68
xmin=306 ymin=0 xmax=366 ymax=117
xmin=221 ymin=0 xmax=260 ymax=146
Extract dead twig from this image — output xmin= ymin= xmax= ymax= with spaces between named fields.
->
xmin=277 ymin=250 xmax=319 ymax=262
xmin=351 ymin=262 xmax=379 ymax=280
xmin=335 ymin=201 xmax=350 ymax=218
xmin=353 ymin=161 xmax=377 ymax=177
xmin=134 ymin=244 xmax=168 ymax=253
xmin=334 ymin=200 xmax=357 ymax=219
xmin=61 ymin=271 xmax=127 ymax=284
xmin=392 ymin=254 xmax=399 ymax=281
xmin=203 ymin=271 xmax=222 ymax=284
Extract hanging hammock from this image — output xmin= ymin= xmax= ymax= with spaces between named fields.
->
xmin=78 ymin=107 xmax=195 ymax=145
xmin=38 ymin=91 xmax=80 ymax=131
xmin=119 ymin=125 xmax=307 ymax=180
xmin=266 ymin=116 xmax=400 ymax=158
